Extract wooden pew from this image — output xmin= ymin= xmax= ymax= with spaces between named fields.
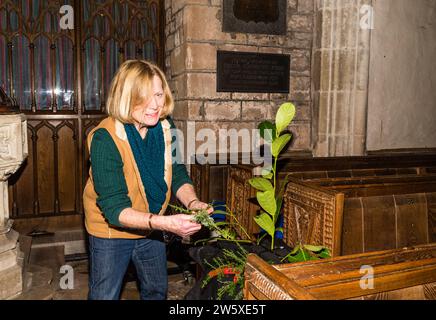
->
xmin=224 ymin=153 xmax=436 ymax=242
xmin=244 ymin=243 xmax=436 ymax=300
xmin=282 ymin=178 xmax=436 ymax=256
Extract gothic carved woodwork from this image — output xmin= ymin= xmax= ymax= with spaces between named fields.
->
xmin=282 ymin=179 xmax=344 ymax=257
xmin=245 ymin=244 xmax=436 ymax=300
xmin=227 ymin=166 xmax=258 ymax=240
xmin=0 ymin=0 xmax=164 ymax=220
xmin=190 ymin=164 xmax=204 ymax=202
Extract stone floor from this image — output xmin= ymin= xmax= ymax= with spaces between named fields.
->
xmin=51 ymin=259 xmax=195 ymax=300
xmin=13 ymin=242 xmax=196 ymax=300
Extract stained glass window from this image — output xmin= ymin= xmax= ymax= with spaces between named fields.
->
xmin=0 ymin=0 xmax=162 ymax=112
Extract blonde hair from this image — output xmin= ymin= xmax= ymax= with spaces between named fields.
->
xmin=106 ymin=60 xmax=174 ymax=123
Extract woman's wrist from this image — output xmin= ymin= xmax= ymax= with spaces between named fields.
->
xmin=147 ymin=214 xmax=154 ymax=230
xmin=187 ymin=198 xmax=199 ymax=209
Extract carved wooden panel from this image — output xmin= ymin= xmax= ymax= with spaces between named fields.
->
xmin=283 ymin=180 xmax=343 ymax=256
xmin=245 ymin=244 xmax=436 ymax=300
xmin=190 ymin=164 xmax=204 ymax=201
xmin=341 ymin=198 xmax=364 ymax=255
xmin=226 ymin=166 xmax=258 ymax=240
xmin=394 ymin=193 xmax=429 ymax=248
xmin=425 ymin=192 xmax=436 ymax=244
xmin=245 ymin=266 xmax=295 ymax=300
xmin=8 ymin=119 xmax=79 ymax=217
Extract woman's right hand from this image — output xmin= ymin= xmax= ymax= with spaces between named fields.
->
xmin=158 ymin=214 xmax=201 ymax=238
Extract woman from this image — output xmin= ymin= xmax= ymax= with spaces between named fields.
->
xmin=83 ymin=60 xmax=211 ymax=300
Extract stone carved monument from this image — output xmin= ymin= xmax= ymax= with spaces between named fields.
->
xmin=0 ymin=87 xmax=28 ymax=299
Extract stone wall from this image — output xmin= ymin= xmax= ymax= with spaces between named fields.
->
xmin=164 ymin=0 xmax=315 ymax=159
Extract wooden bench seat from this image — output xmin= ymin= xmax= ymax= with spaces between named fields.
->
xmin=190 ymin=153 xmax=436 ymax=247
xmin=227 ymin=166 xmax=436 ymax=244
xmin=244 ymin=243 xmax=436 ymax=300
xmin=192 ymin=152 xmax=436 ymax=204
xmin=283 ymin=178 xmax=436 ymax=256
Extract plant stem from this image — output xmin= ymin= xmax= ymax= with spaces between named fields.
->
xmin=271 ymin=153 xmax=278 ymax=251
xmin=225 ymin=205 xmax=252 ymax=241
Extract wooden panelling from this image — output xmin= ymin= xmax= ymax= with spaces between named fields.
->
xmin=283 ymin=180 xmax=343 ymax=256
xmin=426 ymin=192 xmax=436 ymax=243
xmin=395 ymin=193 xmax=429 ymax=248
xmin=36 ymin=125 xmax=55 ymax=215
xmin=245 ymin=244 xmax=436 ymax=300
xmin=208 ymin=166 xmax=228 ymax=202
xmin=9 ymin=127 xmax=34 ymax=216
xmin=363 ymin=196 xmax=397 ymax=252
xmin=226 ymin=166 xmax=258 ymax=240
xmin=82 ymin=118 xmax=103 ymax=189
xmin=341 ymin=198 xmax=363 ymax=255
xmin=9 ymin=119 xmax=81 ymax=218
xmin=57 ymin=124 xmax=78 ymax=213
xmin=223 ymin=153 xmax=436 ymax=242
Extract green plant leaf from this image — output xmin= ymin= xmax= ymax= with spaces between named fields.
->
xmin=275 ymin=196 xmax=283 ymax=217
xmin=256 ymin=190 xmax=277 ymax=216
xmin=258 ymin=121 xmax=276 ymax=143
xmin=303 ymin=244 xmax=325 ymax=252
xmin=214 ymin=221 xmax=229 ymax=227
xmin=271 ymin=133 xmax=292 ymax=157
xmin=254 ymin=212 xmax=275 ymax=237
xmin=275 ymin=227 xmax=283 ymax=233
xmin=275 ymin=102 xmax=296 ymax=134
xmin=287 ymin=249 xmax=309 ymax=263
xmin=211 ymin=210 xmax=229 ymax=215
xmin=248 ymin=177 xmax=273 ymax=191
xmin=261 ymin=167 xmax=273 ymax=179
xmin=290 ymin=244 xmax=301 ymax=255
xmin=318 ymin=248 xmax=331 ymax=259
xmin=300 ymin=247 xmax=309 ymax=261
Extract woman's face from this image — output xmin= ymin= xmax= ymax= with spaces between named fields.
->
xmin=132 ymin=75 xmax=165 ymax=127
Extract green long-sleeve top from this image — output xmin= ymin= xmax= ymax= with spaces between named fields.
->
xmin=90 ymin=118 xmax=192 ymax=227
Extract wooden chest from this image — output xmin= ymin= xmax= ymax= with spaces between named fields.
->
xmin=244 ymin=243 xmax=436 ymax=300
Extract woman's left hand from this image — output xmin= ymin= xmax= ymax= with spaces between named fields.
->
xmin=188 ymin=200 xmax=214 ymax=214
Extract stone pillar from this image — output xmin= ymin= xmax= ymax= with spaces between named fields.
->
xmin=0 ymin=113 xmax=28 ymax=299
xmin=313 ymin=0 xmax=372 ymax=156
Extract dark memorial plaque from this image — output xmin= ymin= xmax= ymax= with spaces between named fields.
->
xmin=217 ymin=51 xmax=290 ymax=93
xmin=223 ymin=0 xmax=287 ymax=35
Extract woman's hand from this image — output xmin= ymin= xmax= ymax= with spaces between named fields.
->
xmin=188 ymin=199 xmax=214 ymax=214
xmin=159 ymin=214 xmax=202 ymax=238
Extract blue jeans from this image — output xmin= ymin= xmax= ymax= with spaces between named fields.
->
xmin=88 ymin=235 xmax=168 ymax=300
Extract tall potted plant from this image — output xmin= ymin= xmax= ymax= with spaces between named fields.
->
xmin=248 ymin=102 xmax=295 ymax=250
xmin=176 ymin=102 xmax=330 ymax=300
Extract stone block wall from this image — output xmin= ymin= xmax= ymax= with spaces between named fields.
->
xmin=164 ymin=0 xmax=315 ymax=158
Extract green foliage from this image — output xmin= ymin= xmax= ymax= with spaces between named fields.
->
xmin=275 ymin=102 xmax=296 ymax=134
xmin=202 ymin=245 xmax=248 ymax=300
xmin=258 ymin=121 xmax=276 ymax=143
xmin=271 ymin=133 xmax=292 ymax=157
xmin=253 ymin=211 xmax=275 ymax=238
xmin=248 ymin=102 xmax=296 ymax=250
xmin=248 ymin=177 xmax=273 ymax=192
xmin=168 ymin=203 xmax=252 ymax=244
xmin=256 ymin=190 xmax=276 ymax=216
xmin=281 ymin=244 xmax=331 ymax=263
